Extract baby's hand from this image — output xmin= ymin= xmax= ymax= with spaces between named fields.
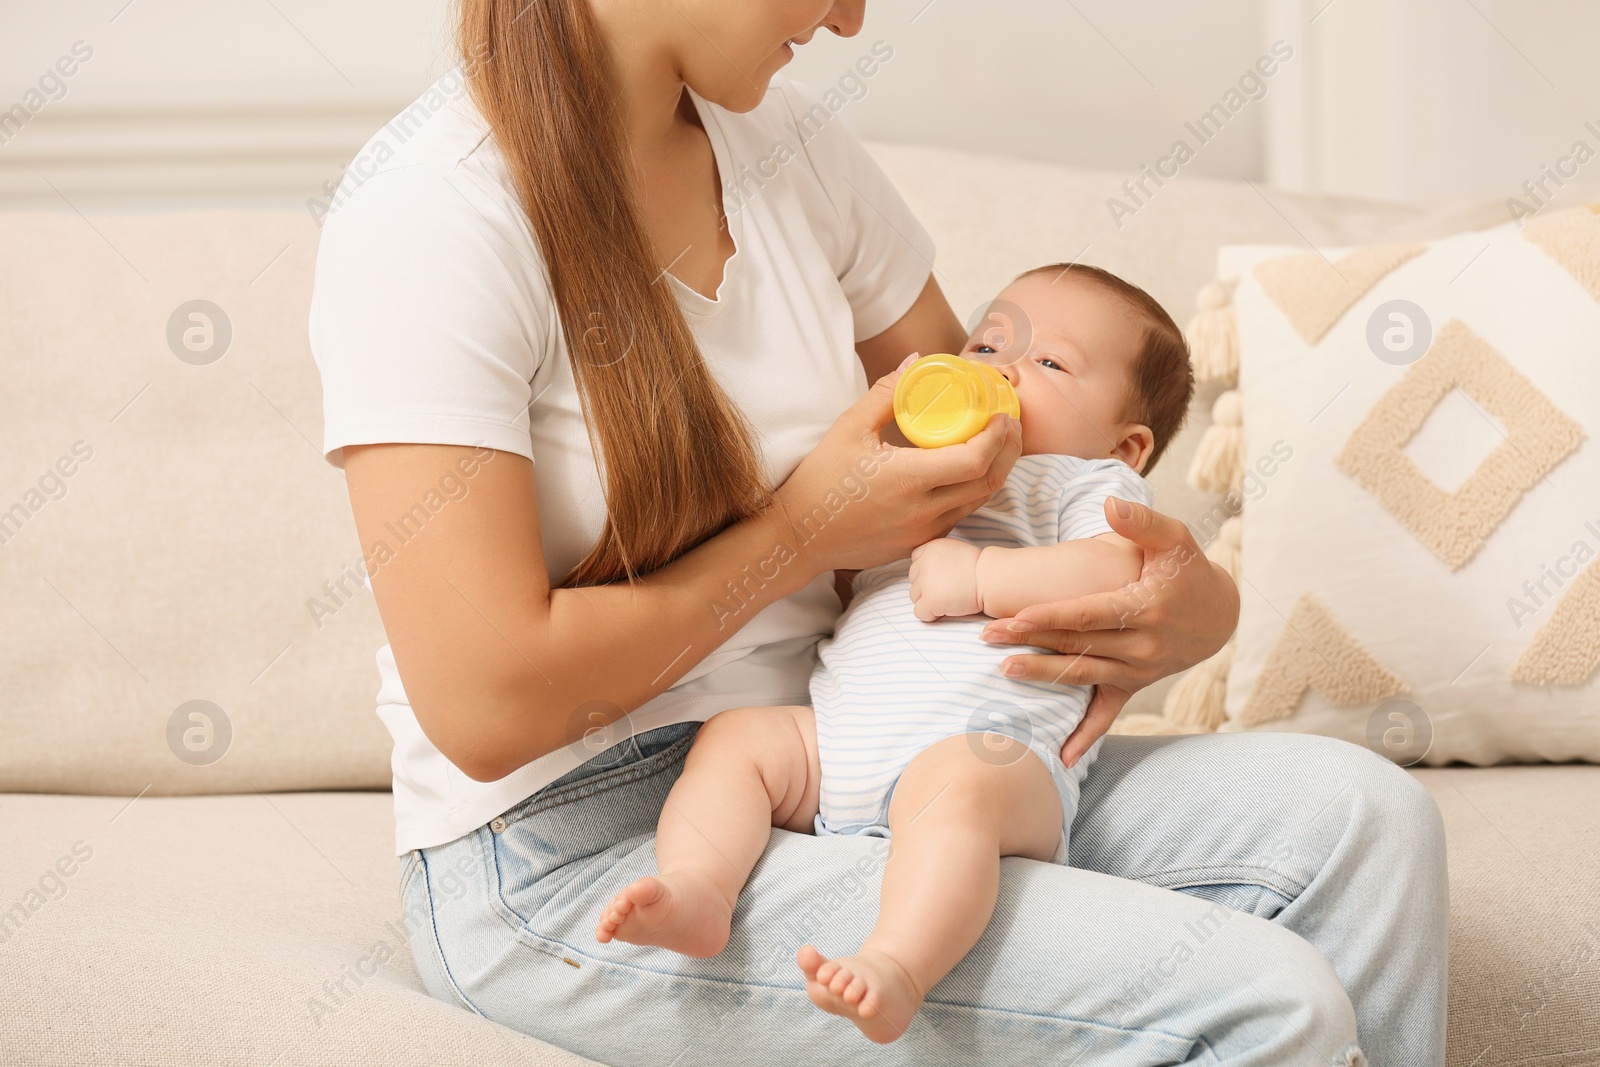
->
xmin=908 ymin=538 xmax=984 ymax=621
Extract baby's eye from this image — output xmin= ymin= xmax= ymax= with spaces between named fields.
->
xmin=1039 ymin=357 xmax=1067 ymax=373
xmin=973 ymin=344 xmax=997 ymax=355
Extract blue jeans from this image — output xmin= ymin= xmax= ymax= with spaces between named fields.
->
xmin=400 ymin=724 xmax=1447 ymax=1066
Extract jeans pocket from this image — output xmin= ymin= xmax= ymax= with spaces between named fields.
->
xmin=490 ymin=723 xmax=700 ymax=916
xmin=495 ymin=720 xmax=700 ymax=832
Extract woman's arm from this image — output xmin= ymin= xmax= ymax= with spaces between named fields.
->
xmin=855 ymin=273 xmax=968 ymax=384
xmin=344 ymin=364 xmax=1021 ymax=782
xmin=980 ymin=497 xmax=1239 ymax=765
xmin=344 ymin=443 xmax=810 ymax=782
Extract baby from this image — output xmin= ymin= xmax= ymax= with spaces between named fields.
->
xmin=594 ymin=263 xmax=1193 ymax=1042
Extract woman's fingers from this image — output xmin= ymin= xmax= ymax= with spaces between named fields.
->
xmin=1103 ymin=495 xmax=1199 ymax=555
xmin=846 ymin=352 xmax=923 ymax=440
xmin=904 ymin=413 xmax=1021 ymax=497
xmin=1059 ymin=685 xmax=1132 ymax=767
xmin=782 ymin=367 xmax=1023 ymax=570
xmin=844 ymin=365 xmax=908 ymax=442
xmin=994 ymin=588 xmax=1140 ymax=636
xmin=983 ymin=623 xmax=1142 ymax=662
xmin=997 ymin=651 xmax=1130 ymax=690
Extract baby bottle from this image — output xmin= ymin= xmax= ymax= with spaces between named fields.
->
xmin=892 ymin=353 xmax=1020 ymax=448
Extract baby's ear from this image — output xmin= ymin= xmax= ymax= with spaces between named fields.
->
xmin=1113 ymin=424 xmax=1155 ymax=473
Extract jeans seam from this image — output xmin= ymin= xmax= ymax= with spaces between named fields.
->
xmin=1126 ymin=863 xmax=1307 ymax=900
xmin=416 ymin=847 xmax=490 ymax=1019
xmin=398 ymin=850 xmax=420 ymax=899
xmin=474 ymin=935 xmax=1212 ymax=1051
xmin=494 ymin=727 xmax=699 ymax=831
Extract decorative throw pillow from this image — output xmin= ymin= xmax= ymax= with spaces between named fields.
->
xmin=1114 ymin=206 xmax=1600 ymax=766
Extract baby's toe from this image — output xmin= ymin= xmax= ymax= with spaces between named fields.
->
xmin=796 ymin=945 xmax=825 ymax=978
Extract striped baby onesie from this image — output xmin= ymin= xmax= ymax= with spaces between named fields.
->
xmin=810 ymin=453 xmax=1153 ymax=861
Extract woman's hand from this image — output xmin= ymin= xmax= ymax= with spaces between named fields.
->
xmin=775 ymin=355 xmax=1022 ymax=573
xmin=980 ymin=497 xmax=1238 ymax=767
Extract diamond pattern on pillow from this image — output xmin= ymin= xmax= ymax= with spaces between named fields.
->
xmin=1334 ymin=320 xmax=1585 ymax=570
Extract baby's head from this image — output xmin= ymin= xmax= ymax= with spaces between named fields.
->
xmin=961 ymin=264 xmax=1193 ymax=474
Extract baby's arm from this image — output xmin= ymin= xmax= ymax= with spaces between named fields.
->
xmin=908 ymin=534 xmax=1141 ymax=622
xmin=976 ymin=535 xmax=1142 ymax=619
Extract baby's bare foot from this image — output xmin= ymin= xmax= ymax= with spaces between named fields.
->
xmin=796 ymin=944 xmax=923 ymax=1044
xmin=593 ymin=872 xmax=733 ymax=958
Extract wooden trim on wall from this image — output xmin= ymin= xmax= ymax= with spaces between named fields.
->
xmin=0 ymin=104 xmax=401 ymax=210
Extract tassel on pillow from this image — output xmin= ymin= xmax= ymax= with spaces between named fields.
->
xmin=1187 ymin=390 xmax=1245 ymax=493
xmin=1161 ymin=642 xmax=1235 ymax=731
xmin=1185 ymin=279 xmax=1238 ymax=385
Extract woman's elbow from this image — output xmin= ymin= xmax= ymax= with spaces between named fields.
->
xmin=413 ymin=674 xmax=570 ymax=783
xmin=450 ymin=743 xmax=523 ymax=784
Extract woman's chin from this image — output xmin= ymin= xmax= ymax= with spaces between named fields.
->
xmin=704 ymin=78 xmax=776 ymax=114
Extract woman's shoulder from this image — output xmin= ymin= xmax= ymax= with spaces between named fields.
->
xmin=308 ymin=72 xmax=555 ymax=401
xmin=315 ymin=70 xmax=527 ymax=249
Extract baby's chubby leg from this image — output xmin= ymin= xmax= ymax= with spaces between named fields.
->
xmin=799 ymin=734 xmax=1062 ymax=1043
xmin=595 ymin=705 xmax=819 ymax=958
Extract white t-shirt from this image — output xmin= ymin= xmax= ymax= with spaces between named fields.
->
xmin=309 ymin=70 xmax=937 ymax=854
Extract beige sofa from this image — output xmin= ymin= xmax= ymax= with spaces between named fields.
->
xmin=2 ymin=142 xmax=1596 ymax=1065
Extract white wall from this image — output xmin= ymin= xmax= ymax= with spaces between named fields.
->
xmin=2 ymin=0 xmax=1596 ymax=210
xmin=785 ymin=0 xmax=1269 ymax=181
xmin=0 ymin=0 xmax=456 ymax=208
xmin=1265 ymin=0 xmax=1600 ymax=205
xmin=0 ymin=0 xmax=1273 ymax=211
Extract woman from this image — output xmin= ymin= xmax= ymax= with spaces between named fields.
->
xmin=310 ymin=1 xmax=1447 ymax=1064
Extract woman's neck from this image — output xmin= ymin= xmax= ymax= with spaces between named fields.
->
xmin=588 ymin=1 xmax=697 ymax=163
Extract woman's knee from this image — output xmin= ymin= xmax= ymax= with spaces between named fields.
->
xmin=1232 ymin=917 xmax=1364 ymax=1059
xmin=1316 ymin=737 xmax=1447 ymax=865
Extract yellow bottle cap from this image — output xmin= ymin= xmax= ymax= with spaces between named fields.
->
xmin=893 ymin=353 xmax=1021 ymax=448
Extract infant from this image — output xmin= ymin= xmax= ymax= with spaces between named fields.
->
xmin=594 ymin=263 xmax=1194 ymax=1042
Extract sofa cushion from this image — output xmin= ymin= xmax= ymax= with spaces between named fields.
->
xmin=3 ymin=767 xmax=1596 ymax=1065
xmin=1412 ymin=766 xmax=1600 ymax=1065
xmin=0 ymin=210 xmax=393 ymax=795
xmin=0 ymin=790 xmax=596 ymax=1065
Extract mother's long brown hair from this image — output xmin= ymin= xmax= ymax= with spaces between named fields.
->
xmin=460 ymin=0 xmax=773 ymax=587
